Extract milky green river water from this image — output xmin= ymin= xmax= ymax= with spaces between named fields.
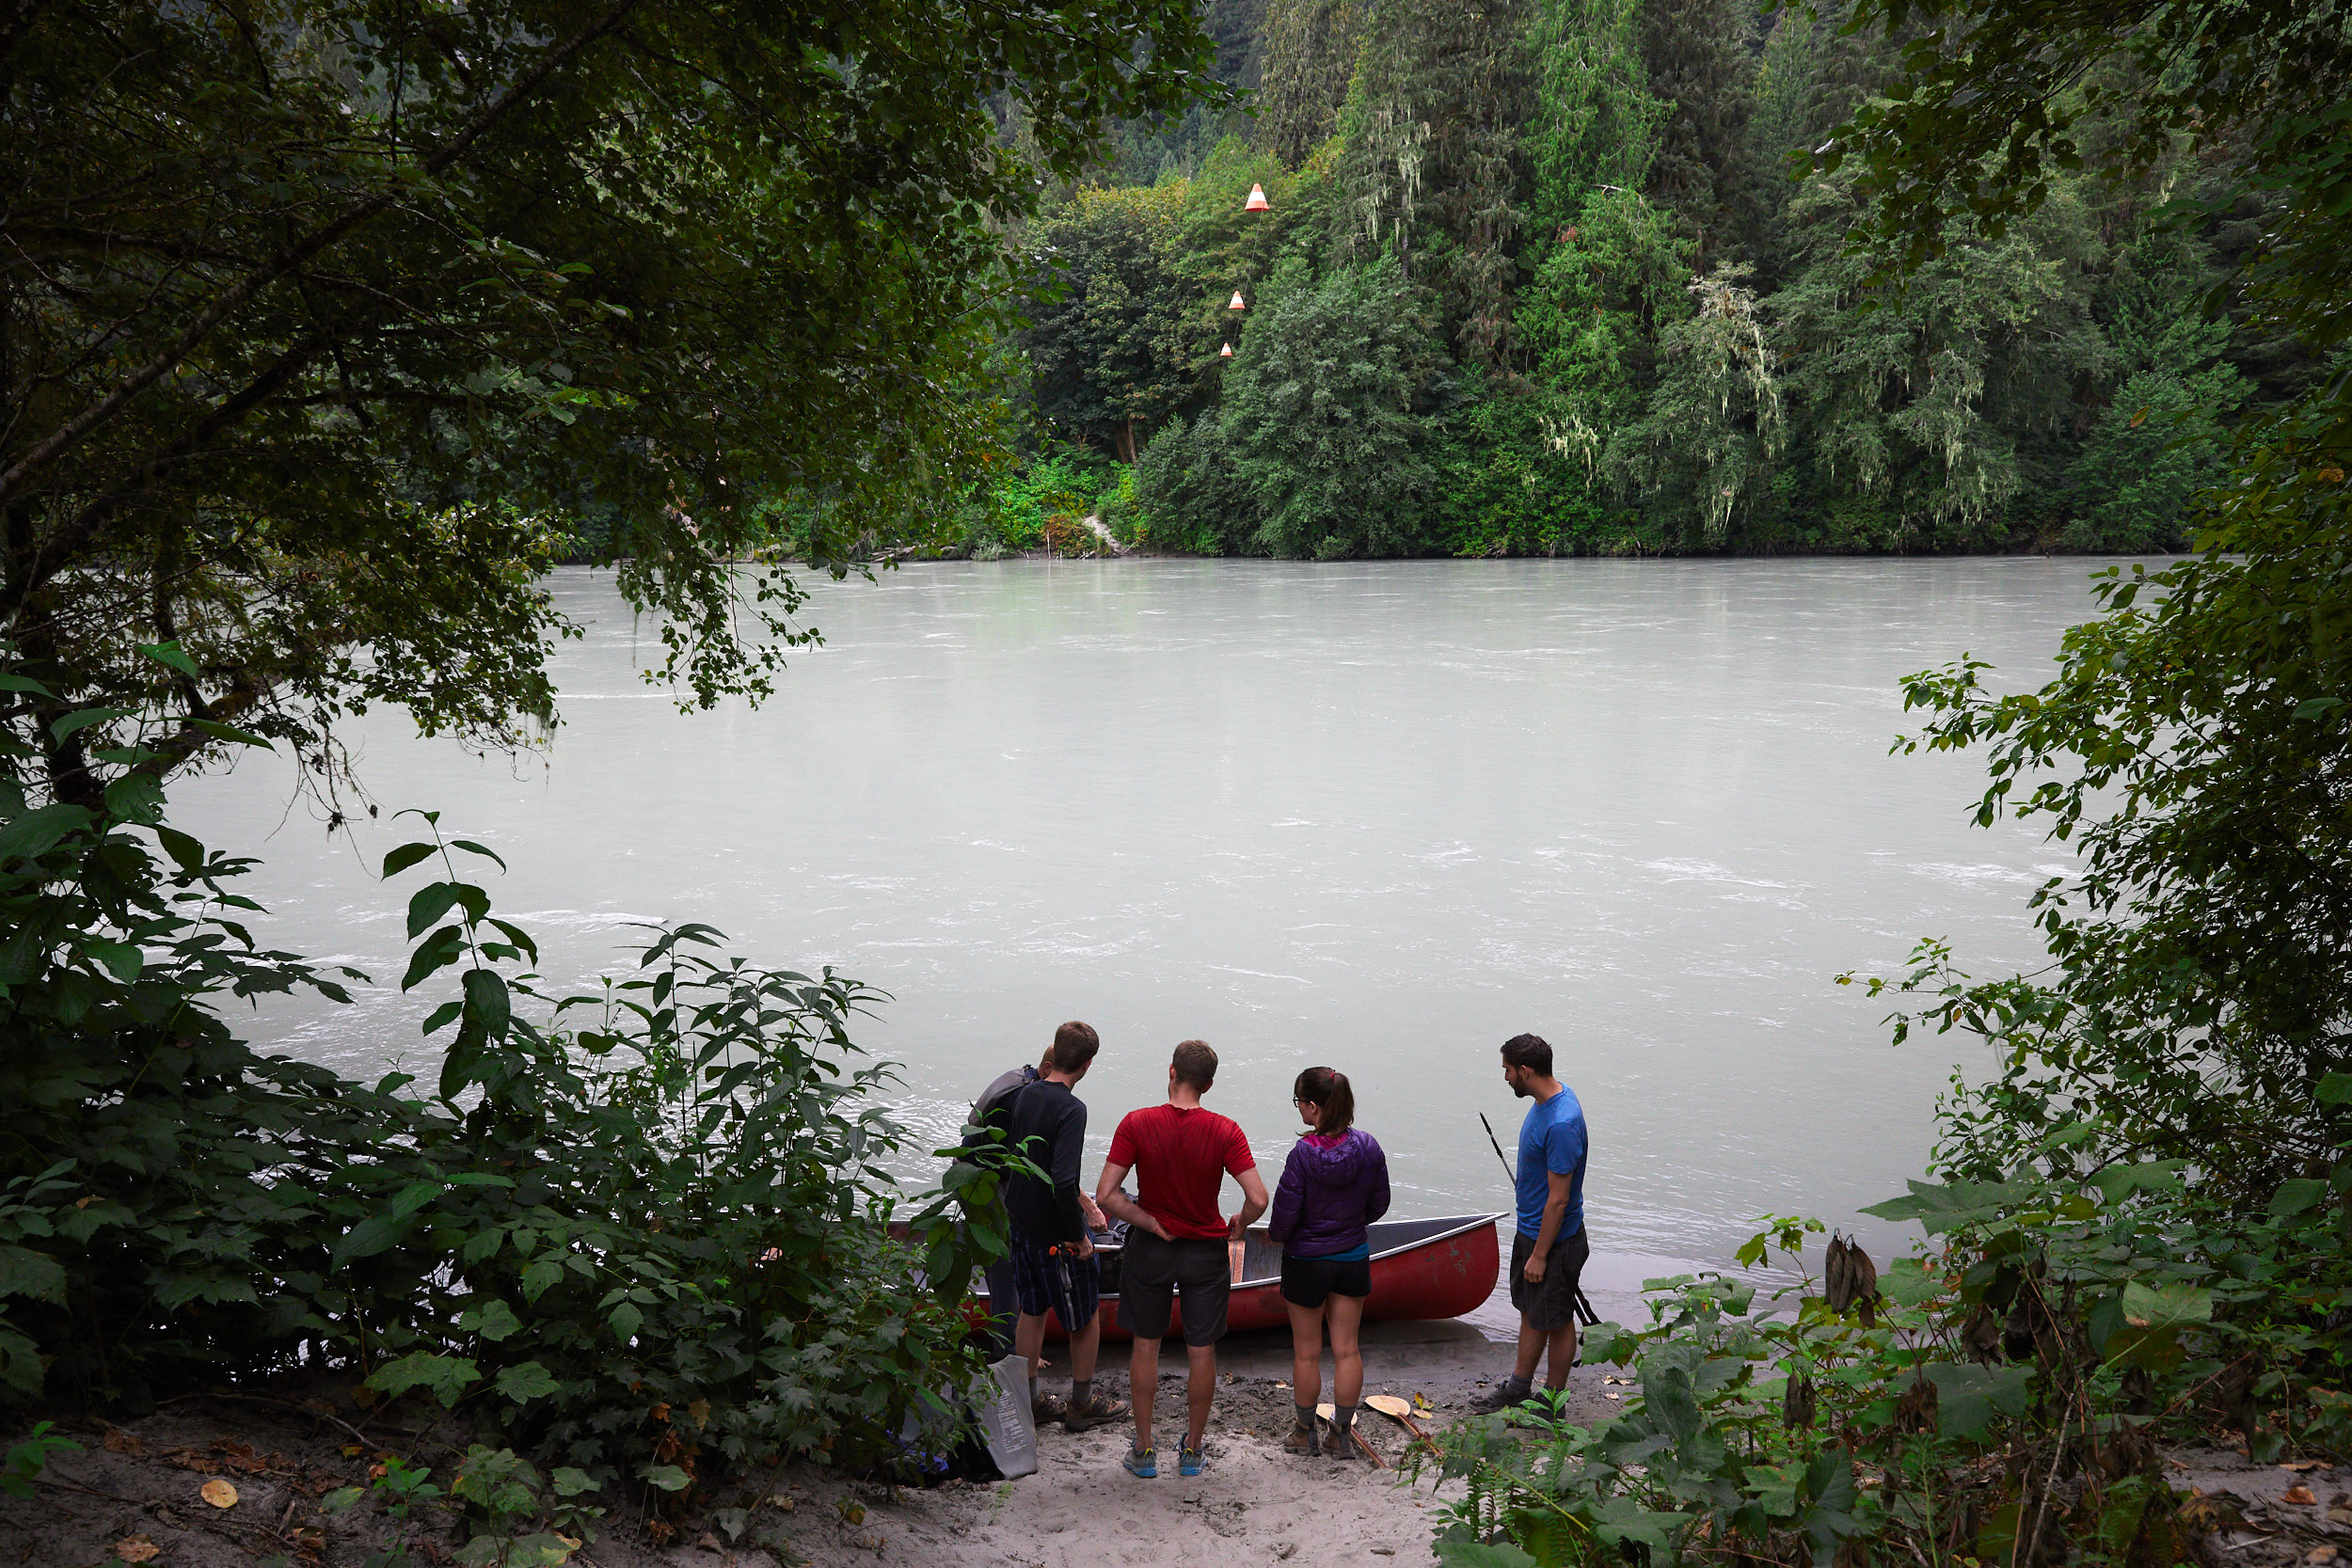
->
xmin=174 ymin=557 xmax=2121 ymax=1325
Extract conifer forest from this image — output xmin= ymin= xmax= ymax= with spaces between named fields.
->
xmin=917 ymin=0 xmax=2302 ymax=561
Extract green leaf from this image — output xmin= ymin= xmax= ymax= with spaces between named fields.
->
xmin=407 ymin=881 xmax=461 ymax=940
xmin=463 ymin=967 xmax=512 ymax=1042
xmin=0 ymin=1245 xmax=69 ymax=1304
xmin=365 ymin=1353 xmax=482 ymax=1407
xmin=2121 ymin=1279 xmax=2212 ymax=1329
xmin=459 ymin=1299 xmax=524 ymax=1341
xmin=1880 ymin=1257 xmax=1946 ymax=1307
xmin=1926 ymin=1362 xmax=2033 ymax=1439
xmin=383 ymin=842 xmax=439 ymax=879
xmin=2092 ymin=1163 xmax=2183 ymax=1206
xmin=610 ymin=1301 xmax=644 ymax=1341
xmin=0 ymin=673 xmax=56 ymax=698
xmin=520 ymin=1259 xmax=566 ymax=1302
xmin=0 ymin=803 xmax=90 ymax=863
xmin=640 ymin=1465 xmax=691 ymax=1493
xmin=2270 ymin=1178 xmax=2329 ymax=1217
xmin=102 ymin=772 xmax=166 ymax=826
xmin=494 ymin=1361 xmax=558 ymax=1404
xmin=451 ymin=839 xmax=508 ymax=870
xmin=50 ymin=707 xmax=128 ymax=740
xmin=421 ymin=1000 xmax=463 ymax=1037
xmin=333 ymin=1212 xmax=417 ymax=1267
xmin=400 ymin=926 xmax=464 ymax=991
xmin=82 ymin=939 xmax=143 ymax=983
xmin=155 ymin=826 xmax=205 ymax=871
xmin=2318 ymin=1072 xmax=2352 ymax=1105
xmin=185 ymin=718 xmax=271 ymax=748
xmin=135 ymin=641 xmax=201 ymax=679
xmin=1437 ymin=1546 xmax=1541 ymax=1568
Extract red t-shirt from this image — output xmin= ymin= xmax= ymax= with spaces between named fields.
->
xmin=1106 ymin=1103 xmax=1257 ymax=1241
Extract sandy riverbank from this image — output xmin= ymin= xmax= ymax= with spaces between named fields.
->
xmin=757 ymin=1319 xmax=1627 ymax=1567
xmin=0 ymin=1320 xmax=1615 ymax=1568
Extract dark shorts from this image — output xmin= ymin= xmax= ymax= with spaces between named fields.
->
xmin=1120 ymin=1231 xmax=1231 ymax=1347
xmin=1280 ymin=1253 xmax=1373 ymax=1308
xmin=1508 ymin=1227 xmax=1589 ymax=1333
xmin=1008 ymin=1230 xmax=1101 ymax=1332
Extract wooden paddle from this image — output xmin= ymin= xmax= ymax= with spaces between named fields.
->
xmin=1363 ymin=1394 xmax=1442 ymax=1459
xmin=1314 ymin=1402 xmax=1390 ymax=1469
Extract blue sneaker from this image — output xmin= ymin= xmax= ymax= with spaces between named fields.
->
xmin=1179 ymin=1443 xmax=1204 ymax=1478
xmin=1122 ymin=1445 xmax=1156 ymax=1479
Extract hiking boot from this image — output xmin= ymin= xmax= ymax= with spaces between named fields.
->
xmin=1327 ymin=1427 xmax=1374 ymax=1462
xmin=1178 ymin=1442 xmax=1205 ymax=1478
xmin=1468 ymin=1381 xmax=1531 ymax=1417
xmin=1122 ymin=1445 xmax=1156 ymax=1479
xmin=1064 ymin=1391 xmax=1130 ymax=1433
xmin=1031 ymin=1390 xmax=1068 ymax=1425
xmin=1281 ymin=1423 xmax=1322 ymax=1457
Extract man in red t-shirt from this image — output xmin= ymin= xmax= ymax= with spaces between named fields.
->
xmin=1095 ymin=1039 xmax=1268 ymax=1481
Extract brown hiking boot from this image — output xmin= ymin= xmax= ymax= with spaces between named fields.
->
xmin=1281 ymin=1422 xmax=1322 ymax=1456
xmin=1032 ymin=1390 xmax=1068 ymax=1424
xmin=1327 ymin=1426 xmax=1375 ymax=1462
xmin=1063 ymin=1390 xmax=1129 ymax=1433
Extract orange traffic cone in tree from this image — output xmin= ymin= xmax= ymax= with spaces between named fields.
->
xmin=1244 ymin=183 xmax=1270 ymax=213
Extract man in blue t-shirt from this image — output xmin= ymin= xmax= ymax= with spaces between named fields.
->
xmin=1473 ymin=1032 xmax=1589 ymax=1414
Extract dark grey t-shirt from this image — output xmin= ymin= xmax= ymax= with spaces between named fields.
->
xmin=1001 ymin=1079 xmax=1089 ymax=1244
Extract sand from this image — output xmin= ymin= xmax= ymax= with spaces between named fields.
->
xmin=0 ymin=1322 xmax=1623 ymax=1568
xmin=751 ymin=1321 xmax=1626 ymax=1568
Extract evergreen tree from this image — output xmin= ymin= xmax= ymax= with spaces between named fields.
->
xmin=1637 ymin=0 xmax=1762 ymax=261
xmin=1526 ymin=0 xmax=1662 ymax=235
xmin=1337 ymin=0 xmax=1536 ymax=367
xmin=1763 ymin=169 xmax=2110 ymax=548
xmin=1218 ymin=260 xmax=1451 ymax=556
xmin=1256 ymin=0 xmax=1363 ymax=166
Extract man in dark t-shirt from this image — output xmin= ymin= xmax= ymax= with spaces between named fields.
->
xmin=1000 ymin=1022 xmax=1127 ymax=1432
xmin=1096 ymin=1038 xmax=1268 ymax=1481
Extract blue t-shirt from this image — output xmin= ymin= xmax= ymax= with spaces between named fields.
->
xmin=1515 ymin=1085 xmax=1588 ymax=1241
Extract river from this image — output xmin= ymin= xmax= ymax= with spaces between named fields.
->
xmin=175 ymin=557 xmax=2113 ymax=1327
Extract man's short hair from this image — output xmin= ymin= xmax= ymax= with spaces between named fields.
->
xmin=1171 ymin=1038 xmax=1217 ymax=1091
xmin=1050 ymin=1021 xmax=1101 ymax=1074
xmin=1501 ymin=1033 xmax=1552 ymax=1076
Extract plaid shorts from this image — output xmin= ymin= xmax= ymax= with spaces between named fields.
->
xmin=1008 ymin=1230 xmax=1101 ymax=1331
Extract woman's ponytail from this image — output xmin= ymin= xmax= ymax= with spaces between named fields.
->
xmin=1294 ymin=1066 xmax=1354 ymax=1136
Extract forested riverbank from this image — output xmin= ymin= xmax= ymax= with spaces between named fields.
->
xmin=721 ymin=0 xmax=2311 ymax=565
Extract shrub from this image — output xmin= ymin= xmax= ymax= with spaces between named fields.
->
xmin=0 ymin=719 xmax=1011 ymax=1488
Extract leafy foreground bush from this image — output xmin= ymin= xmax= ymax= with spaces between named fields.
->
xmin=1424 ymin=1146 xmax=2352 ymax=1568
xmin=0 ymin=748 xmax=1009 ymax=1528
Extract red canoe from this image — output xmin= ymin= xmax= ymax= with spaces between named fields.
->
xmin=977 ymin=1213 xmax=1503 ymax=1342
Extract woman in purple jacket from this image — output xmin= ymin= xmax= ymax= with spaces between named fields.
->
xmin=1267 ymin=1066 xmax=1391 ymax=1460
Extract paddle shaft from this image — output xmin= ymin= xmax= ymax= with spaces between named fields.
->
xmin=1480 ymin=1113 xmax=1601 ymax=1329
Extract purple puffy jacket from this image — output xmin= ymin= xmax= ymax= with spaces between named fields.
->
xmin=1266 ymin=1128 xmax=1391 ymax=1258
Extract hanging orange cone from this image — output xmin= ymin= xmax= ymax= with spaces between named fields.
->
xmin=1218 ymin=343 xmax=1233 ymax=358
xmin=1228 ymin=290 xmax=1246 ymax=310
xmin=1244 ymin=182 xmax=1270 ymax=213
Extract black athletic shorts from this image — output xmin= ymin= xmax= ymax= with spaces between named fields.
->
xmin=1280 ymin=1253 xmax=1373 ymax=1308
xmin=1508 ymin=1226 xmax=1589 ymax=1333
xmin=1120 ymin=1231 xmax=1231 ymax=1347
